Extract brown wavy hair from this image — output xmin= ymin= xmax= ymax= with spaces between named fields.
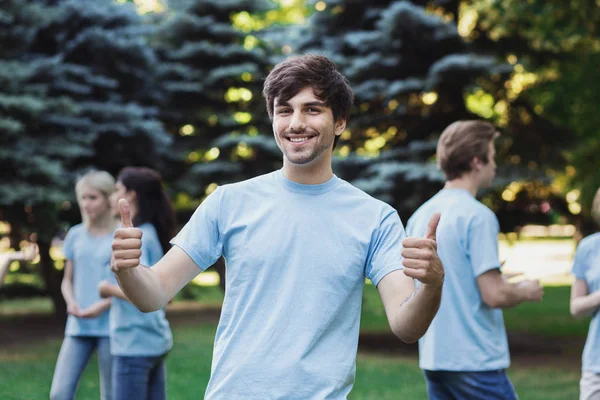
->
xmin=437 ymin=120 xmax=500 ymax=180
xmin=263 ymin=54 xmax=354 ymax=149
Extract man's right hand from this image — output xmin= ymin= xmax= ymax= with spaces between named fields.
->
xmin=517 ymin=279 xmax=544 ymax=302
xmin=111 ymin=199 xmax=143 ymax=273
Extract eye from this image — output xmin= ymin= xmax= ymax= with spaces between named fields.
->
xmin=276 ymin=108 xmax=291 ymax=115
xmin=306 ymin=107 xmax=321 ymax=113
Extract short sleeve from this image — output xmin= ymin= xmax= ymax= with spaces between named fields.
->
xmin=170 ymin=188 xmax=224 ymax=271
xmin=572 ymin=241 xmax=589 ymax=280
xmin=366 ymin=210 xmax=406 ymax=286
xmin=467 ymin=210 xmax=501 ymax=277
xmin=62 ymin=226 xmax=78 ymax=260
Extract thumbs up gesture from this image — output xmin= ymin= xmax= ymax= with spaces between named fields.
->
xmin=401 ymin=213 xmax=444 ymax=287
xmin=111 ymin=199 xmax=143 ymax=272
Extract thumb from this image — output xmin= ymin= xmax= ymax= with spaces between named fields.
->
xmin=424 ymin=212 xmax=441 ymax=241
xmin=119 ymin=199 xmax=133 ymax=228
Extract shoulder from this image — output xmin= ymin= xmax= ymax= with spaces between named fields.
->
xmin=220 ymin=172 xmax=277 ymax=192
xmin=66 ymin=223 xmax=85 ymax=238
xmin=578 ymin=233 xmax=600 ymax=253
xmin=468 ymin=199 xmax=497 ymax=224
xmin=336 ymin=179 xmax=397 ymax=217
xmin=214 ymin=172 xmax=278 ymax=202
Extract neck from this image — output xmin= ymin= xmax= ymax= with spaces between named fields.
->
xmin=88 ymin=213 xmax=116 ymax=235
xmin=444 ymin=176 xmax=478 ymax=196
xmin=282 ymin=156 xmax=334 ymax=185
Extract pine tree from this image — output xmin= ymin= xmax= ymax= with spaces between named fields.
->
xmin=154 ymin=0 xmax=281 ymax=201
xmin=283 ymin=0 xmax=509 ymax=219
xmin=465 ymin=0 xmax=600 ymax=231
xmin=0 ymin=0 xmax=171 ymax=315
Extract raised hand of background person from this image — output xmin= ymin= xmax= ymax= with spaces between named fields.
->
xmin=516 ymin=279 xmax=544 ymax=302
xmin=111 ymin=199 xmax=143 ymax=273
xmin=9 ymin=243 xmax=39 ymax=262
xmin=401 ymin=213 xmax=444 ymax=287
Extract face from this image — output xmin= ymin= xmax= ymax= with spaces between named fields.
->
xmin=79 ymin=186 xmax=110 ymax=222
xmin=476 ymin=140 xmax=497 ymax=188
xmin=272 ymin=86 xmax=345 ymax=166
xmin=109 ymin=181 xmax=135 ymax=218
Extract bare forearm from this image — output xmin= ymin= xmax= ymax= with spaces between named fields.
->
xmin=61 ymin=280 xmax=77 ymax=305
xmin=101 ymin=284 xmax=129 ymax=301
xmin=114 ymin=265 xmax=168 ymax=312
xmin=97 ymin=298 xmax=112 ymax=312
xmin=492 ymin=283 xmax=532 ymax=309
xmin=391 ymin=283 xmax=442 ymax=343
xmin=571 ymin=291 xmax=600 ymax=317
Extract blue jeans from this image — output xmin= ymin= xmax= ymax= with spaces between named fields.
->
xmin=112 ymin=354 xmax=167 ymax=400
xmin=50 ymin=335 xmax=112 ymax=400
xmin=424 ymin=369 xmax=519 ymax=400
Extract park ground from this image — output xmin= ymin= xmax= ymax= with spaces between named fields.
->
xmin=0 ymin=238 xmax=588 ymax=399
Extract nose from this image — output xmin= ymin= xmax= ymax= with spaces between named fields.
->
xmin=288 ymin=110 xmax=306 ymax=133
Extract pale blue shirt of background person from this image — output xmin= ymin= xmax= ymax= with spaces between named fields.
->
xmin=109 ymin=223 xmax=173 ymax=356
xmin=63 ymin=223 xmax=112 ymax=336
xmin=170 ymin=170 xmax=406 ymax=399
xmin=572 ymin=233 xmax=600 ymax=373
xmin=406 ymin=188 xmax=510 ymax=371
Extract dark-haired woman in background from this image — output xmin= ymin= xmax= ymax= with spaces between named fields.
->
xmin=99 ymin=167 xmax=174 ymax=400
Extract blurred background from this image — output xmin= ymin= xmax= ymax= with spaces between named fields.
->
xmin=1 ymin=0 xmax=599 ymax=398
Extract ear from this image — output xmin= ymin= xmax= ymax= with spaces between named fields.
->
xmin=334 ymin=119 xmax=346 ymax=136
xmin=471 ymin=157 xmax=483 ymax=171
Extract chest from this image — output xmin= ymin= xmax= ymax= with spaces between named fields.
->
xmin=222 ymin=201 xmax=373 ymax=287
xmin=71 ymin=234 xmax=112 ymax=268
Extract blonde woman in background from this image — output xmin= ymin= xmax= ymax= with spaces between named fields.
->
xmin=50 ymin=170 xmax=117 ymax=400
xmin=571 ymin=187 xmax=600 ymax=400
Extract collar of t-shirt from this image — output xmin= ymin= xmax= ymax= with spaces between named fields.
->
xmin=276 ymin=169 xmax=341 ymax=195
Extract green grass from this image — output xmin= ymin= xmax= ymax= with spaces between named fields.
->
xmin=0 ymin=282 xmax=225 ymax=319
xmin=174 ymin=282 xmax=224 ymax=304
xmin=0 ymin=321 xmax=579 ymax=399
xmin=0 ymin=284 xmax=589 ymax=337
xmin=503 ymin=285 xmax=590 ymax=337
xmin=360 ymin=283 xmax=590 ymax=337
xmin=353 ymin=353 xmax=580 ymax=400
xmin=1 ymin=282 xmax=589 ymax=337
xmin=0 ymin=280 xmax=586 ymax=399
xmin=0 ymin=296 xmax=53 ymax=318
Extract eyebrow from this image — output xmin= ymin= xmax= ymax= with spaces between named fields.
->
xmin=274 ymin=101 xmax=328 ymax=108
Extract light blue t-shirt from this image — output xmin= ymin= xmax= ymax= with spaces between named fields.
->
xmin=406 ymin=188 xmax=509 ymax=371
xmin=171 ymin=170 xmax=405 ymax=399
xmin=109 ymin=223 xmax=173 ymax=357
xmin=63 ymin=223 xmax=112 ymax=337
xmin=572 ymin=233 xmax=600 ymax=373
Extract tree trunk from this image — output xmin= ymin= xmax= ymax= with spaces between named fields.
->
xmin=38 ymin=239 xmax=66 ymax=322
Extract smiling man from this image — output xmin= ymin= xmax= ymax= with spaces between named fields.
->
xmin=110 ymin=54 xmax=444 ymax=399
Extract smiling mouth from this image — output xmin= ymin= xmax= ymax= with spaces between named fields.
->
xmin=287 ymin=136 xmax=315 ymax=143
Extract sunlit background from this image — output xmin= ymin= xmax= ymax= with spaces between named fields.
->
xmin=1 ymin=0 xmax=599 ymax=398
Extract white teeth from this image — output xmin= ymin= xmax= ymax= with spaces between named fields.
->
xmin=289 ymin=137 xmax=309 ymax=142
